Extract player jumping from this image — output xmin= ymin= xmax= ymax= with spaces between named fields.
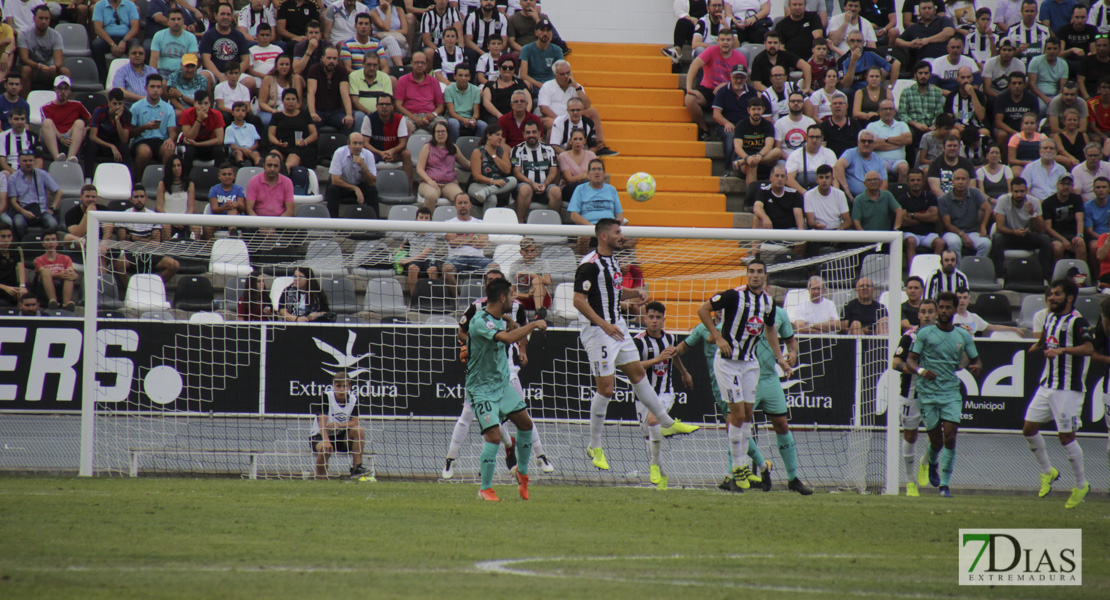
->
xmin=575 ymin=219 xmax=699 ymax=471
xmin=1090 ymin=297 xmax=1110 ymax=501
xmin=444 ymin=270 xmax=554 ymax=479
xmin=309 ymin=371 xmax=368 ymax=479
xmin=633 ymin=302 xmax=694 ymax=490
xmin=905 ymin=291 xmax=981 ymax=497
xmin=696 ymin=259 xmax=791 ymax=489
xmin=1024 ymin=278 xmax=1093 ymax=509
xmin=467 ymin=278 xmax=548 ymax=501
xmin=891 ymin=298 xmax=938 ymax=496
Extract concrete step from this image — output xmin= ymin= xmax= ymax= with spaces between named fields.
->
xmin=575 ymin=71 xmax=679 ymax=89
xmin=619 ymin=191 xmax=726 ymax=211
xmin=622 ymin=208 xmax=734 ymax=228
xmin=604 ymin=121 xmax=697 ymax=140
xmin=569 ymin=54 xmax=673 ymax=74
xmin=606 ymin=138 xmax=708 ymax=158
xmin=601 ymin=155 xmax=711 ymax=176
xmin=592 ymin=104 xmax=689 ymax=122
xmin=571 ymin=42 xmax=670 ymax=57
xmin=586 ymin=87 xmax=684 ymax=106
xmin=609 ymin=172 xmax=722 ymax=193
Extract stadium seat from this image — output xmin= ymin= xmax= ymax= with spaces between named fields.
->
xmin=425 ymin=314 xmax=458 ymax=326
xmin=892 ymin=79 xmax=914 ymax=106
xmin=1017 ymin=294 xmax=1045 ymax=329
xmin=1003 ymin=257 xmax=1044 ymax=293
xmin=320 ymin=277 xmax=359 ymax=314
xmin=293 ymin=169 xmax=324 ymax=205
xmin=878 ymin=290 xmax=890 ymax=309
xmin=98 ymin=274 xmax=124 ymax=310
xmin=738 ymin=43 xmax=762 ymax=67
xmin=961 ymin=256 xmax=1002 ymax=292
xmin=235 ymin=167 xmax=263 ymax=190
xmin=972 ymin=293 xmax=1014 ymax=325
xmin=209 ymin=239 xmax=252 ymax=277
xmin=455 ymin=136 xmax=479 ymax=159
xmin=859 ymin=254 xmax=890 ymax=289
xmin=189 ymin=311 xmax=225 ymax=323
xmin=432 ymin=205 xmax=456 ymax=221
xmin=106 ymin=199 xmax=131 ymax=211
xmin=989 ymin=330 xmax=1023 ymax=340
xmin=98 ymin=310 xmax=125 ymax=318
xmin=1074 ymin=295 xmax=1101 ymax=325
xmin=57 ymin=23 xmax=91 ymax=56
xmin=1051 ymin=259 xmax=1097 ymax=295
xmin=57 ymin=198 xmax=81 ymax=221
xmin=295 ymin=204 xmax=330 ymax=219
xmin=406 ymin=134 xmax=432 ymax=174
xmin=124 ymin=274 xmax=171 ymax=312
xmin=173 ymin=276 xmax=215 ymax=311
xmin=20 ymin=233 xmax=45 ymax=264
xmin=552 ymin=282 xmax=580 ymax=322
xmin=483 ymin=207 xmax=521 ymax=245
xmin=220 ymin=276 xmax=251 ymax=310
xmin=784 ymin=288 xmax=808 ymax=322
xmin=365 ymin=277 xmax=408 ymax=318
xmin=317 ymin=133 xmax=348 ymax=166
xmin=377 ymin=170 xmax=414 ymax=207
xmin=305 ymin=240 xmax=347 ymax=277
xmin=492 ymin=243 xmax=521 ymax=275
xmin=350 ymin=240 xmax=395 ymax=279
xmin=269 ymin=275 xmax=294 ymax=312
xmin=340 ymin=204 xmax=381 ymax=240
xmin=48 ymin=161 xmax=84 ymax=199
xmin=64 ymin=57 xmax=104 ymax=92
xmin=909 ymin=253 xmax=941 ymax=283
xmin=142 ymin=165 xmax=165 ymax=193
xmin=140 ymin=310 xmax=175 ymax=321
xmin=387 ymin=204 xmax=417 ymax=220
xmin=93 ymin=164 xmax=133 ymax=201
xmin=542 ymin=245 xmax=578 ymax=284
xmin=526 ymin=209 xmax=564 ymax=244
xmin=455 ymin=277 xmax=485 ymax=311
xmin=73 ymin=92 xmax=106 ymax=113
xmin=27 ymin=91 xmax=53 ymax=127
xmin=411 ymin=277 xmax=454 ymax=313
xmin=104 ymin=58 xmax=128 ymax=90
xmin=191 ymin=166 xmax=220 ymax=201
xmin=744 ymin=180 xmax=770 ymax=210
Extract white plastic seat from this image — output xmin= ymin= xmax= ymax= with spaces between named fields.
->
xmin=553 ymin=282 xmax=580 ymax=322
xmin=989 ymin=330 xmax=1022 ymax=340
xmin=104 ymin=58 xmax=129 ymax=91
xmin=784 ymin=288 xmax=807 ymax=322
xmin=27 ymin=91 xmax=53 ymax=126
xmin=93 ymin=164 xmax=134 ymax=201
xmin=293 ymin=169 xmax=325 ymax=204
xmin=209 ymin=239 xmax=252 ymax=277
xmin=909 ymin=254 xmax=941 ymax=284
xmin=270 ymin=275 xmax=294 ymax=312
xmin=483 ymin=207 xmax=522 ymax=245
xmin=892 ymin=79 xmax=914 ymax=106
xmin=189 ymin=311 xmax=225 ymax=323
xmin=124 ymin=274 xmax=170 ymax=312
xmin=492 ymin=243 xmax=521 ymax=275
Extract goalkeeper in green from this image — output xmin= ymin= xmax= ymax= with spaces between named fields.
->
xmin=467 ymin=278 xmax=548 ymax=502
xmin=905 ymin=291 xmax=981 ymax=498
xmin=676 ymin=312 xmax=777 ymax=491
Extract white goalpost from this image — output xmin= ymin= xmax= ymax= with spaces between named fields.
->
xmin=75 ymin=211 xmax=903 ymax=493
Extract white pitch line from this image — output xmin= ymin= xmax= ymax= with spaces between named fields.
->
xmin=474 ymin=554 xmax=973 ymax=599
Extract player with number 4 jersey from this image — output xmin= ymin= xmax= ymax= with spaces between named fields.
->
xmin=574 ymin=219 xmax=698 ymax=472
xmin=1024 ymin=278 xmax=1094 ymax=509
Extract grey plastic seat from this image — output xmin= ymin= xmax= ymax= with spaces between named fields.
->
xmin=1017 ymin=294 xmax=1045 ymax=330
xmin=1074 ymin=295 xmax=1102 ymax=325
xmin=142 ymin=165 xmax=165 ymax=192
xmin=58 ymin=23 xmax=91 ymax=56
xmin=387 ymin=204 xmax=417 ymax=220
xmin=526 ymin=209 xmax=564 ymax=244
xmin=320 ymin=277 xmax=358 ymax=314
xmin=48 ymin=161 xmax=84 ymax=198
xmin=541 ymin=245 xmax=578 ymax=284
xmin=64 ymin=57 xmax=104 ymax=92
xmin=378 ymin=169 xmax=414 ymax=206
xmin=455 ymin=136 xmax=480 ymax=159
xmin=433 ymin=205 xmax=456 ymax=221
xmin=961 ymin=256 xmax=1002 ymax=292
xmin=859 ymin=254 xmax=890 ymax=290
xmin=350 ymin=240 xmax=395 ymax=279
xmin=305 ymin=240 xmax=347 ymax=277
xmin=365 ymin=277 xmax=408 ymax=318
xmin=295 ymin=204 xmax=331 ymax=219
xmin=1051 ymin=259 xmax=1097 ymax=295
xmin=235 ymin=167 xmax=263 ymax=190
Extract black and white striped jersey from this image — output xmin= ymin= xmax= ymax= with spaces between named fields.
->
xmin=925 ymin=268 xmax=969 ymax=299
xmin=309 ymin=389 xmax=360 ymax=435
xmin=1004 ymin=21 xmax=1050 ymax=67
xmin=510 ymin=141 xmax=557 ymax=186
xmin=635 ymin=331 xmax=675 ymax=397
xmin=895 ymin=331 xmax=919 ymax=399
xmin=1090 ymin=2 xmax=1110 ymax=34
xmin=709 ymin=285 xmax=777 ymax=362
xmin=463 ymin=10 xmax=508 ymax=51
xmin=419 ymin=6 xmax=463 ymax=46
xmin=1039 ymin=310 xmax=1092 ymax=392
xmin=548 ymin=114 xmax=595 ymax=149
xmin=574 ymin=251 xmax=623 ymax=326
xmin=0 ymin=128 xmax=37 ymax=166
xmin=963 ymin=29 xmax=994 ymax=65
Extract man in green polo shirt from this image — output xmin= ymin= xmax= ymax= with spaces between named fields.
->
xmin=852 ymin=170 xmax=904 ymax=232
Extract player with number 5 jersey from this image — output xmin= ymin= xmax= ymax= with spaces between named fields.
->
xmin=696 ymin=258 xmax=790 ymax=489
xmin=573 ymin=219 xmax=698 ymax=472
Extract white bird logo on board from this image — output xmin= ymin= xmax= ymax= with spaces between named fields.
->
xmin=313 ymin=330 xmax=373 ymax=378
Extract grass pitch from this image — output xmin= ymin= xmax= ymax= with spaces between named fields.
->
xmin=1 ymin=477 xmax=1106 ymax=599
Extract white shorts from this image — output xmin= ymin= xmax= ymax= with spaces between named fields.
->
xmin=1025 ymin=386 xmax=1083 ymax=433
xmin=900 ymin=395 xmax=922 ymax=430
xmin=636 ymin=392 xmax=675 ymax=426
xmin=713 ymin=355 xmax=760 ymax=405
xmin=903 ymin=232 xmax=940 ymax=247
xmin=581 ymin=322 xmax=640 ymax=377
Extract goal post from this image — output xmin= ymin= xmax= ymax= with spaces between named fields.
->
xmin=78 ymin=210 xmax=902 ymax=492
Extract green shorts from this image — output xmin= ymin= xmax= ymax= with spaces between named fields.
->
xmin=920 ymin=397 xmax=962 ymax=430
xmin=467 ymin=386 xmax=526 ymax=433
xmin=754 ymin=375 xmax=788 ymax=415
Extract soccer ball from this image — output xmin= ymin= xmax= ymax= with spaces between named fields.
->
xmin=626 ymin=172 xmax=656 ymax=202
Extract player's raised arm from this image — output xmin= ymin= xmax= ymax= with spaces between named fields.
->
xmin=495 ymin=318 xmax=547 ymax=346
xmin=697 ymin=297 xmax=730 ymax=358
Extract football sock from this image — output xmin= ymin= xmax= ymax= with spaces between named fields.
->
xmin=1063 ymin=440 xmax=1086 ymax=488
xmin=737 ymin=421 xmax=753 ymax=469
xmin=531 ymin=427 xmax=545 ymax=458
xmin=777 ymin=432 xmax=798 ymax=480
xmin=1024 ymin=433 xmax=1052 ymax=474
xmin=588 ymin=393 xmax=610 ymax=448
xmin=927 ymin=444 xmax=939 ymax=466
xmin=479 ymin=441 xmax=498 ymax=490
xmin=728 ymin=421 xmax=745 ymax=470
xmin=632 ymin=379 xmax=676 ymax=428
xmin=515 ymin=429 xmax=533 ymax=476
xmin=939 ymin=447 xmax=955 ymax=487
xmin=901 ymin=439 xmax=916 ymax=482
xmin=446 ymin=405 xmax=474 ymax=460
xmin=746 ymin=438 xmax=765 ymax=466
xmin=647 ymin=424 xmax=662 ymax=467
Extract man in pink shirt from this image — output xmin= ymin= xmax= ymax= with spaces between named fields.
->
xmin=394 ymin=53 xmax=445 ymax=133
xmin=684 ymin=28 xmax=746 ymax=141
xmin=246 ymin=152 xmax=295 ymax=217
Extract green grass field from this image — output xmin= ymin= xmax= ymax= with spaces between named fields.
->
xmin=1 ymin=477 xmax=1106 ymax=599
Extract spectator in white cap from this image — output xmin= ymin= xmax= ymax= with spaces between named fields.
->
xmin=40 ymin=75 xmax=90 ymax=163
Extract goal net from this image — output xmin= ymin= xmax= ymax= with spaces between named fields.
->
xmin=74 ymin=211 xmax=902 ymax=492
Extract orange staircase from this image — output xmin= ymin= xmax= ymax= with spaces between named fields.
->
xmin=568 ymin=42 xmax=731 ymax=229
